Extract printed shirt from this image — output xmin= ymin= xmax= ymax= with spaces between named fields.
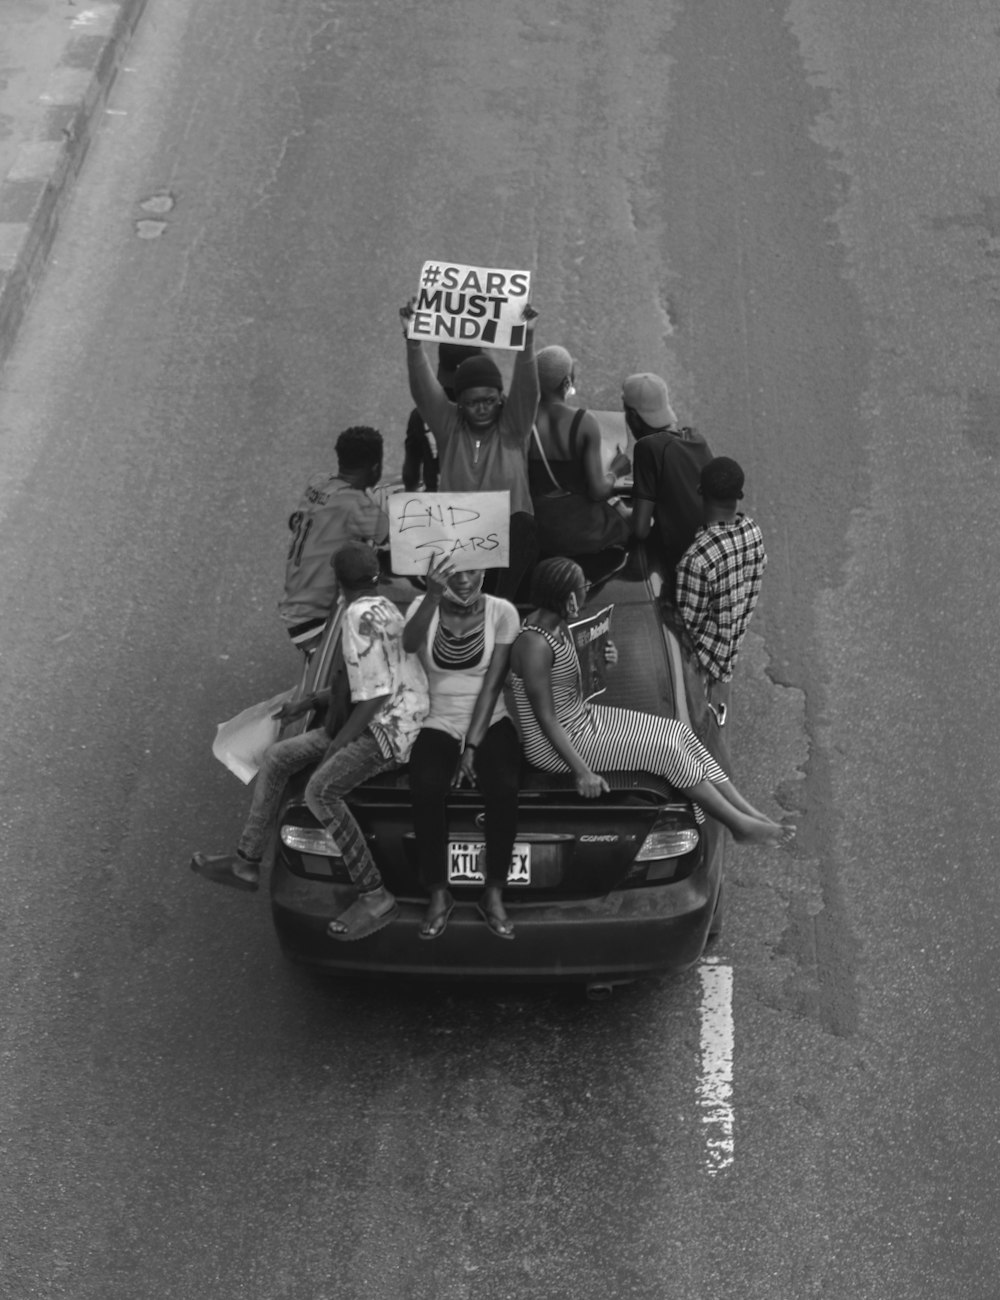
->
xmin=278 ymin=476 xmax=389 ymax=626
xmin=403 ymin=594 xmax=520 ymax=741
xmin=342 ymin=595 xmax=429 ymax=762
xmin=674 ymin=515 xmax=767 ymax=683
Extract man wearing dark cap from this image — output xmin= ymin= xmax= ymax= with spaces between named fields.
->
xmin=675 ymin=457 xmax=767 ymax=685
xmin=193 ymin=543 xmax=429 ymax=942
xmin=401 ymin=300 xmax=540 ymax=602
xmin=625 ymin=373 xmax=714 ymax=572
xmin=402 ymin=343 xmax=484 ymax=491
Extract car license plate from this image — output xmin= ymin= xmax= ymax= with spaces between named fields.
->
xmin=448 ymin=841 xmax=531 ymax=886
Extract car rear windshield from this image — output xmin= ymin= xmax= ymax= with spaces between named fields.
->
xmin=593 ymin=601 xmax=676 ymax=718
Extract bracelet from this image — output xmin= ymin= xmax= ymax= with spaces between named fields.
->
xmin=464 ymin=742 xmax=478 ymax=751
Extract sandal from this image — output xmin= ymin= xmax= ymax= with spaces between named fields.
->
xmin=418 ymin=898 xmax=455 ymax=941
xmin=476 ymin=900 xmax=515 ymax=941
xmin=190 ymin=851 xmax=260 ymax=892
xmin=326 ymin=894 xmax=399 ymax=942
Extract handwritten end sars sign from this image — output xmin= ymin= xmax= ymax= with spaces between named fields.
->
xmin=406 ymin=261 xmax=532 ymax=351
xmin=388 ymin=492 xmax=510 ymax=575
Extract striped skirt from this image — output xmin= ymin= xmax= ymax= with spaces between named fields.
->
xmin=523 ymin=702 xmax=727 ymax=791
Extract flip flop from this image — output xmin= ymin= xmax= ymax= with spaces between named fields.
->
xmin=418 ymin=899 xmax=455 ymax=941
xmin=190 ymin=852 xmax=260 ymax=892
xmin=326 ymin=896 xmax=399 ymax=942
xmin=476 ymin=901 xmax=515 ymax=941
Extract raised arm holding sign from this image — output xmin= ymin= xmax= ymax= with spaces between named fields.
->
xmin=400 ymin=283 xmax=541 ymax=602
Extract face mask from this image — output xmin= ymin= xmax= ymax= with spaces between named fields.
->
xmin=445 ymin=573 xmax=485 ymax=607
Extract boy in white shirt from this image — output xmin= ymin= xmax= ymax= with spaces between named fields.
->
xmin=192 ymin=544 xmax=428 ymax=942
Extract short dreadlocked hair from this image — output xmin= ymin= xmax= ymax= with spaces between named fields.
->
xmin=529 ymin=558 xmax=586 ymax=615
xmin=335 ymin=426 xmax=383 ymax=472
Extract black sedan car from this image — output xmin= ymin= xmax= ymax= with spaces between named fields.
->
xmin=268 ymin=546 xmax=727 ymax=994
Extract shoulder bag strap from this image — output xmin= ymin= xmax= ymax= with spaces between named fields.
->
xmin=566 ymin=407 xmax=586 ymax=454
xmin=531 ymin=423 xmax=564 ymax=492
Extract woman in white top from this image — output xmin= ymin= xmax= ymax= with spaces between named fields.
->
xmin=402 ymin=558 xmax=522 ymax=940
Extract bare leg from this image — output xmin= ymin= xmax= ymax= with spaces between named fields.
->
xmin=477 ymin=882 xmax=515 ymax=938
xmin=419 ymin=887 xmax=454 ymax=940
xmin=480 ymin=883 xmax=511 ymax=928
xmin=684 ymin=779 xmax=795 ymax=846
xmin=711 ymin=777 xmax=780 ymax=824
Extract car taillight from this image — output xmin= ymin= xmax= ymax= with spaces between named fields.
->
xmin=623 ymin=820 xmax=700 ymax=886
xmin=633 ymin=826 xmax=699 ymax=861
xmin=280 ymin=826 xmax=343 ymax=856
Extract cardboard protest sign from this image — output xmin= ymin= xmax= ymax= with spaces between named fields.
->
xmin=406 ymin=261 xmax=532 ymax=351
xmin=569 ymin=604 xmax=614 ymax=702
xmin=388 ymin=491 xmax=510 ymax=574
xmin=589 ymin=409 xmax=630 ymax=462
xmin=589 ymin=409 xmax=633 ymax=489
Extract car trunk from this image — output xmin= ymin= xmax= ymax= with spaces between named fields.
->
xmin=280 ymin=765 xmax=696 ymax=899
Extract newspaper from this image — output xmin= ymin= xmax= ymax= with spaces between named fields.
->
xmin=568 ymin=604 xmax=614 ymax=702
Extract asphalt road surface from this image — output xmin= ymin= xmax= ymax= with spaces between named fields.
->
xmin=1 ymin=1 xmax=998 ymax=1296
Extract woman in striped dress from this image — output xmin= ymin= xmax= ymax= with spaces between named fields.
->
xmin=508 ymin=558 xmax=794 ymax=845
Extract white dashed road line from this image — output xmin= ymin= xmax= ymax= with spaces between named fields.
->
xmin=697 ymin=957 xmax=734 ymax=1174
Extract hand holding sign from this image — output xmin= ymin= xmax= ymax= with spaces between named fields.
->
xmin=424 ymin=553 xmax=457 ymax=600
xmin=399 ymin=297 xmax=417 ymax=338
xmin=388 ymin=491 xmax=510 ymax=574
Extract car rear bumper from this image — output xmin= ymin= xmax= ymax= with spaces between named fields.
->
xmin=270 ymin=863 xmax=720 ymax=982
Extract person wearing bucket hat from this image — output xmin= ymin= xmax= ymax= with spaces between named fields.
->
xmin=402 ymin=343 xmax=484 ymax=491
xmin=400 ymin=297 xmax=541 ymax=602
xmin=625 ymin=372 xmax=714 ymax=573
xmin=675 ymin=457 xmax=767 ymax=685
xmin=527 ymin=344 xmax=632 ymax=558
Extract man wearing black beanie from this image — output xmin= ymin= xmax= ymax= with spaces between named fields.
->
xmin=401 ymin=300 xmax=540 ymax=602
xmin=402 ymin=342 xmax=484 ymax=492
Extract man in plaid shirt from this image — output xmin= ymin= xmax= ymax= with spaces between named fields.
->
xmin=675 ymin=458 xmax=766 ymax=685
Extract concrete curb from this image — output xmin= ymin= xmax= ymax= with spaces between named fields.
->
xmin=0 ymin=0 xmax=150 ymax=369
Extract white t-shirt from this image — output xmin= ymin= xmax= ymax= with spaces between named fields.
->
xmin=342 ymin=595 xmax=429 ymax=763
xmin=403 ymin=594 xmax=520 ymax=742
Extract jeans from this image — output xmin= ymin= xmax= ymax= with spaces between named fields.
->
xmin=238 ymin=727 xmax=331 ymax=863
xmin=409 ymin=718 xmax=521 ymax=890
xmin=304 ymin=731 xmax=398 ymax=894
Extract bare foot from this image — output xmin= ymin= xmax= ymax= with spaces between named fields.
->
xmin=731 ymin=816 xmax=796 ymax=847
xmin=419 ymin=889 xmax=454 ymax=940
xmin=477 ymin=886 xmax=514 ymax=939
